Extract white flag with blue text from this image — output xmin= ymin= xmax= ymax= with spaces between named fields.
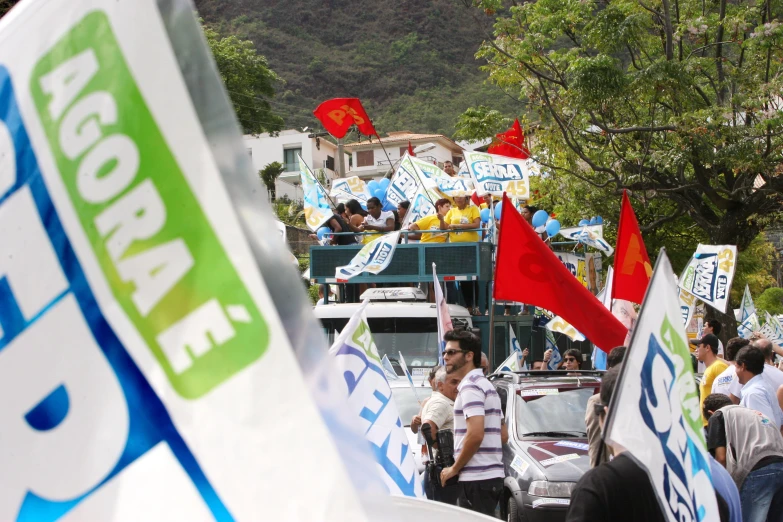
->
xmin=738 ymin=312 xmax=761 ymax=339
xmin=496 ymin=328 xmax=527 ymax=373
xmin=331 ymin=176 xmax=373 ymax=206
xmin=605 ymin=251 xmax=719 ymax=522
xmin=299 ymin=154 xmax=333 ymax=231
xmin=335 ymin=231 xmax=401 ymax=280
xmin=739 ymin=284 xmax=756 ymax=322
xmin=329 ymin=301 xmax=424 ymax=498
xmin=678 ymin=244 xmax=738 ymax=313
xmin=463 ymin=149 xmax=534 ymax=198
xmin=558 ymin=224 xmax=614 ymax=257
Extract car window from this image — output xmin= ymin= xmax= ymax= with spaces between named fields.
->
xmin=391 ymin=387 xmax=433 ymax=426
xmin=515 ymin=388 xmax=592 ymax=436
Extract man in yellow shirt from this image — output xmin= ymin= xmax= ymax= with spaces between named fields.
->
xmin=698 ymin=334 xmax=729 ymax=427
xmin=440 ymin=195 xmax=480 ymax=243
xmin=409 ymin=199 xmax=451 ymax=243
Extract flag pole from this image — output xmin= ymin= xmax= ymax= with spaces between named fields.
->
xmin=487 ymin=193 xmax=509 ymax=372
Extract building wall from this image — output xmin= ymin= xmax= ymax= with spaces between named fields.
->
xmin=244 ymin=130 xmax=347 ymax=203
xmin=347 ymin=140 xmax=461 ymax=179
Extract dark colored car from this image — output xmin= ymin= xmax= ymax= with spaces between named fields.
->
xmin=489 ymin=370 xmax=603 ymax=522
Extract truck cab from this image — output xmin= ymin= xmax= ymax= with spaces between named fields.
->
xmin=313 ymin=288 xmax=473 ymax=373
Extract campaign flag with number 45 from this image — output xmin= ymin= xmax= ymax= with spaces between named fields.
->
xmin=678 ymin=244 xmax=738 ymax=313
xmin=605 ymin=250 xmax=719 ymax=522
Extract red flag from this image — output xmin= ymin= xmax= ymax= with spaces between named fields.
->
xmin=494 ymin=194 xmax=627 ymax=352
xmin=487 ymin=119 xmax=529 ymax=159
xmin=408 ymin=141 xmax=415 ymax=156
xmin=313 ymin=98 xmax=377 ymax=138
xmin=611 ymin=190 xmax=652 ymax=304
xmin=471 ymin=191 xmax=482 ymax=207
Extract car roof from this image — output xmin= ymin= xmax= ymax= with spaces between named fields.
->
xmin=313 ymin=302 xmax=472 ymax=320
xmin=489 ymin=370 xmax=602 ymax=389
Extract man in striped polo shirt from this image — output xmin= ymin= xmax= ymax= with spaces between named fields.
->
xmin=439 ymin=329 xmax=508 ymax=515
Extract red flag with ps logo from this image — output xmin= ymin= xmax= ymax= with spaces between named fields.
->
xmin=313 ymin=98 xmax=377 ymax=138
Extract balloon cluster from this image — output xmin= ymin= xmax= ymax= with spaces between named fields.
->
xmin=532 ymin=210 xmax=561 ymax=238
xmin=578 ymin=216 xmax=604 ymax=226
xmin=367 ymin=178 xmax=396 ymax=211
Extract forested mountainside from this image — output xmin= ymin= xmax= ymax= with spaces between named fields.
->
xmin=194 ymin=0 xmax=522 ymax=135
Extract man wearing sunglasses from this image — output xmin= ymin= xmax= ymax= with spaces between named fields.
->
xmin=439 ymin=329 xmax=508 ymax=515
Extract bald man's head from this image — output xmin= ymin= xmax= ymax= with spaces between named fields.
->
xmin=753 ymin=338 xmax=774 ymax=363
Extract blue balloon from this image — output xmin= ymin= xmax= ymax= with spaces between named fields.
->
xmin=494 ymin=203 xmax=503 ymax=221
xmin=480 ymin=208 xmax=491 ymax=223
xmin=595 ymin=215 xmax=603 ymax=224
xmin=383 ymin=201 xmax=396 ymax=212
xmin=379 ymin=178 xmax=390 ymax=190
xmin=589 ymin=217 xmax=597 ymax=225
xmin=367 ymin=180 xmax=380 ymax=193
xmin=532 ymin=209 xmax=549 ymax=228
xmin=578 ymin=219 xmax=590 ymax=226
xmin=316 ymin=227 xmax=330 ymax=240
xmin=371 ymin=187 xmax=385 ymax=199
xmin=546 ymin=219 xmax=561 ymax=237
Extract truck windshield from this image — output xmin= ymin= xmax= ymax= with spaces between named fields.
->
xmin=320 ymin=317 xmax=441 ymax=368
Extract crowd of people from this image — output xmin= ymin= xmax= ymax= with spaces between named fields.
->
xmin=403 ymin=325 xmax=783 ymax=521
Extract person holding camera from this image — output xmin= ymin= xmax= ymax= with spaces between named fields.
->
xmin=439 ymin=329 xmax=508 ymax=516
xmin=421 ymin=367 xmax=462 ymax=504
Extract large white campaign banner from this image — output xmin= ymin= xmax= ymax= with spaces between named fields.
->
xmin=678 ymin=244 xmax=738 ymax=313
xmin=463 ymin=149 xmax=534 ymax=198
xmin=335 ymin=231 xmax=401 ymax=280
xmin=606 ymin=252 xmax=719 ymax=522
xmin=0 ymin=1 xmax=367 ymax=520
xmin=329 ymin=301 xmax=423 ymax=498
xmin=408 ymin=155 xmax=474 ymax=196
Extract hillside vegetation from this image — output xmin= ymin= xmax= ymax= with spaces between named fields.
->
xmin=194 ymin=0 xmax=522 ymax=136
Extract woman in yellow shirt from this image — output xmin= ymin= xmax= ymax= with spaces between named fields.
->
xmin=409 ymin=198 xmax=451 ymax=243
xmin=439 ymin=195 xmax=481 ymax=314
xmin=439 ymin=195 xmax=481 ymax=242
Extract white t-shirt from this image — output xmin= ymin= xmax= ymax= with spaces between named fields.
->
xmin=711 ymin=364 xmax=736 ymax=396
xmin=729 ymin=363 xmax=783 ymax=399
xmin=364 ymin=210 xmax=394 ymax=229
xmin=697 ymin=339 xmax=724 ymax=373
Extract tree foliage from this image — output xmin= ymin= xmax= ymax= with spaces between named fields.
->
xmin=0 ymin=0 xmax=19 ymax=19
xmin=756 ymin=287 xmax=783 ymax=315
xmin=202 ymin=22 xmax=284 ymax=135
xmin=194 ymin=0 xmax=523 ymax=135
xmin=258 ymin=161 xmax=284 ymax=200
xmin=467 ymin=0 xmax=783 ymax=250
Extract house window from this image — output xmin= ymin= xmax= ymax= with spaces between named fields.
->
xmin=283 ymin=148 xmax=302 ymax=172
xmin=326 ymin=155 xmax=335 ymax=171
xmin=357 ymin=150 xmax=374 ymax=167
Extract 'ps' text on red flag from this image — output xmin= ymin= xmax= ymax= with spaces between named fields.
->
xmin=313 ymin=98 xmax=377 ymax=139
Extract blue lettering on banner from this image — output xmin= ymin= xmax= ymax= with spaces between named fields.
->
xmin=484 ymin=181 xmax=502 ymax=192
xmin=374 ymin=243 xmax=393 ymax=265
xmin=0 ymin=67 xmax=231 ymax=520
xmin=471 ymin=160 xmax=525 ymax=181
xmin=332 ymin=339 xmax=418 ymax=497
xmin=638 ymin=331 xmax=712 ymax=522
xmin=691 ymin=253 xmax=717 ymax=301
xmin=716 ymin=275 xmax=728 ymax=300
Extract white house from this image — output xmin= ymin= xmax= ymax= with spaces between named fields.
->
xmin=244 ymin=130 xmax=349 ymax=202
xmin=344 ymin=131 xmax=464 ymax=181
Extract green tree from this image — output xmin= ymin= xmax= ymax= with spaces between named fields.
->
xmin=258 ymin=161 xmax=284 ymax=201
xmin=465 ymin=0 xmax=783 ymax=331
xmin=202 ymin=22 xmax=284 ymax=135
xmin=466 ymin=0 xmax=782 ymax=249
xmin=756 ymin=287 xmax=783 ymax=316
